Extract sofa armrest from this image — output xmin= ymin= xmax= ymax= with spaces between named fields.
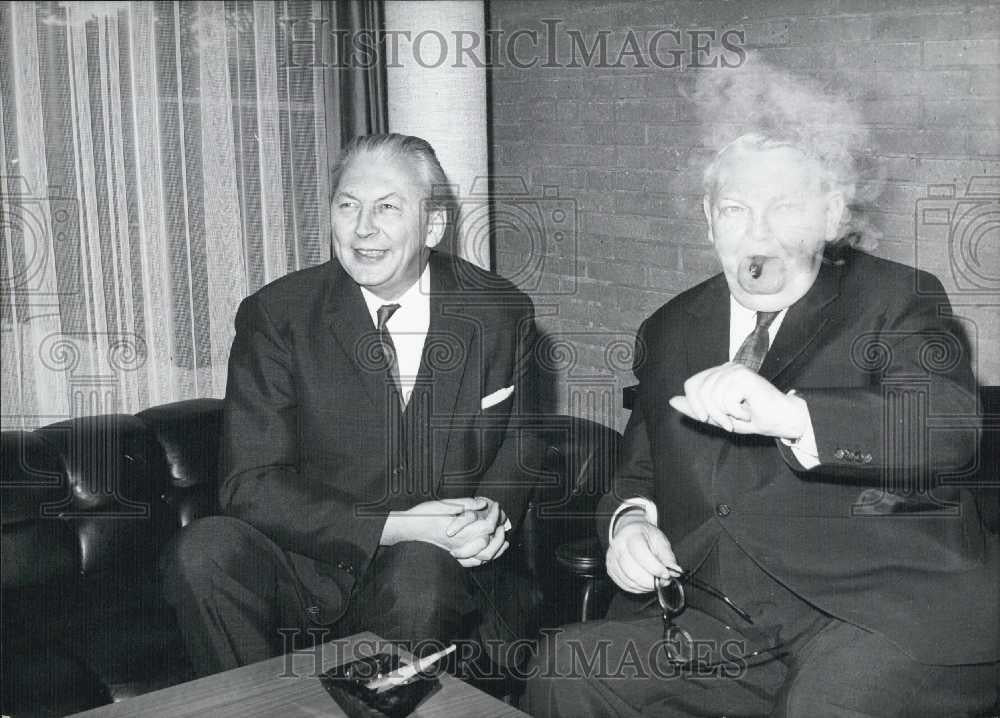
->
xmin=514 ymin=415 xmax=622 ymax=578
xmin=1 ymin=431 xmax=79 ymax=588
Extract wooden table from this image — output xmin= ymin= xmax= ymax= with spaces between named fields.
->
xmin=69 ymin=633 xmax=528 ymax=717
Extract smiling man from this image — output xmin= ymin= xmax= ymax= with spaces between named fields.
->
xmin=161 ymin=134 xmax=538 ymax=677
xmin=525 ymin=121 xmax=998 ymax=716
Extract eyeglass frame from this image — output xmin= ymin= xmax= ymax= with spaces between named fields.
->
xmin=654 ymin=571 xmax=786 ymax=672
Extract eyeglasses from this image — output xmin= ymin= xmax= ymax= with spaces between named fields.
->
xmin=654 ymin=571 xmax=786 ymax=672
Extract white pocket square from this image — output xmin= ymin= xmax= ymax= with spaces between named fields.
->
xmin=481 ymin=385 xmax=514 ymax=409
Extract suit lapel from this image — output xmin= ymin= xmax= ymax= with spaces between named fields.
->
xmin=685 ymin=274 xmax=731 ymax=376
xmin=323 ymin=259 xmax=387 ymax=411
xmin=759 ymin=258 xmax=843 ymax=383
xmin=683 ymin=276 xmax=737 ymax=499
xmin=424 ymin=253 xmax=476 ymax=488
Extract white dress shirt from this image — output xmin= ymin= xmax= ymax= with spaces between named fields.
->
xmin=359 ymin=265 xmax=431 ymax=405
xmin=609 ymin=295 xmax=821 ymax=542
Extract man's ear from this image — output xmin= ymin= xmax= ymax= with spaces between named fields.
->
xmin=824 ymin=191 xmax=846 ymax=241
xmin=424 ymin=208 xmax=447 ymax=248
xmin=702 ymin=195 xmax=716 ymax=245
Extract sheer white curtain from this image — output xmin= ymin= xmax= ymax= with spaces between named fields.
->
xmin=1 ymin=0 xmax=334 ymax=429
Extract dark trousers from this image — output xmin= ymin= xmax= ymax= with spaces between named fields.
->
xmin=522 ymin=531 xmax=1000 ymax=717
xmin=160 ymin=516 xmax=475 ymax=677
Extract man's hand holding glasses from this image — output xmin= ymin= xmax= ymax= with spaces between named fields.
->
xmin=606 ymin=512 xmax=681 ymax=593
xmin=607 ymin=512 xmax=786 ymax=672
xmin=652 ymin=572 xmax=787 ymax=672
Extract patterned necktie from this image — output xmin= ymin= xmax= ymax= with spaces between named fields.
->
xmin=376 ymin=303 xmax=404 ymax=407
xmin=733 ymin=311 xmax=780 ymax=373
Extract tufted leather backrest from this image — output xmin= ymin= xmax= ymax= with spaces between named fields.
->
xmin=2 ymin=399 xmax=624 ymax=592
xmin=1 ymin=400 xmax=225 ymax=589
xmin=1 ymin=430 xmax=79 ymax=587
xmin=35 ymin=413 xmax=172 ymax=576
xmin=138 ymin=399 xmax=224 ymax=527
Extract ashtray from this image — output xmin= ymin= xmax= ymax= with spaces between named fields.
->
xmin=319 ymin=652 xmax=441 ymax=718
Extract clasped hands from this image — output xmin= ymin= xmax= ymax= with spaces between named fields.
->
xmin=381 ymin=496 xmax=510 ymax=568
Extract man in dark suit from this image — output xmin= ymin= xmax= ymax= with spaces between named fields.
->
xmin=162 ymin=134 xmax=538 ymax=677
xmin=524 ymin=130 xmax=999 ymax=715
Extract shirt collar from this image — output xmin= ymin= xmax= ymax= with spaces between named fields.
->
xmin=359 ymin=263 xmax=431 ymax=327
xmin=729 ymin=295 xmax=789 ymax=323
xmin=730 ymin=295 xmax=758 ymax=324
xmin=728 ymin=294 xmax=789 ymax=360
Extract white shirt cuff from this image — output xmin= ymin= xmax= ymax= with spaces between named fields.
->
xmin=780 ymin=390 xmax=820 ymax=469
xmin=608 ymin=498 xmax=658 ymax=544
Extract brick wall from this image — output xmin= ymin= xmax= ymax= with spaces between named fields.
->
xmin=487 ymin=0 xmax=1000 ymax=428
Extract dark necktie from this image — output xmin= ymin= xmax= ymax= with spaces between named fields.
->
xmin=376 ymin=303 xmax=404 ymax=407
xmin=733 ymin=310 xmax=780 ymax=373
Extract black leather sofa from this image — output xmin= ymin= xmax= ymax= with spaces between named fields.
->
xmin=1 ymin=399 xmax=622 ymax=717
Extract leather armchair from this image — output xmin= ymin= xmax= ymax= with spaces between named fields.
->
xmin=1 ymin=399 xmax=620 ymax=717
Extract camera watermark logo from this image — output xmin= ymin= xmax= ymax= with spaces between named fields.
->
xmin=0 ymin=176 xmax=77 ymax=298
xmin=914 ymin=177 xmax=1000 ymax=297
xmin=437 ymin=176 xmax=578 ymax=296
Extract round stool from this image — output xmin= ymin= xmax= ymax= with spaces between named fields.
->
xmin=555 ymin=537 xmax=610 ymax=623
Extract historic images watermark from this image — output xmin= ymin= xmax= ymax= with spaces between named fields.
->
xmin=2 ymin=175 xmax=151 ymax=517
xmin=0 ymin=175 xmax=76 ymax=299
xmin=276 ymin=630 xmax=758 ymax=682
xmin=425 ymin=176 xmax=579 ymax=296
xmin=278 ymin=18 xmax=746 ymax=70
xmin=841 ymin=176 xmax=1000 ymax=515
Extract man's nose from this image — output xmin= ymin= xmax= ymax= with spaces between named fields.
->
xmin=355 ymin=206 xmax=377 ymax=237
xmin=750 ymin=210 xmax=771 ymax=242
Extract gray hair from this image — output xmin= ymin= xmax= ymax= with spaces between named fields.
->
xmin=330 ymin=133 xmax=454 ymax=217
xmin=703 ymin=131 xmax=857 ymax=203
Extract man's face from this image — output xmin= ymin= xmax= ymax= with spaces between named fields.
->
xmin=331 ymin=151 xmax=444 ymax=301
xmin=703 ymin=145 xmax=845 ymax=311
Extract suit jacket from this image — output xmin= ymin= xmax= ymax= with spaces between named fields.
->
xmin=219 ymin=251 xmax=538 ymax=623
xmin=599 ymin=249 xmax=999 ymax=665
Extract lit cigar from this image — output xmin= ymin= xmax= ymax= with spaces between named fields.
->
xmin=365 ymin=644 xmax=456 ymax=693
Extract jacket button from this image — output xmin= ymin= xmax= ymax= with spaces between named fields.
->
xmin=716 ymin=503 xmax=732 ymax=517
xmin=834 ymin=448 xmax=845 ymax=460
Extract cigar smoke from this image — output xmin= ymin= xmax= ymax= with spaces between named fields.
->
xmin=691 ymin=54 xmax=883 ymax=251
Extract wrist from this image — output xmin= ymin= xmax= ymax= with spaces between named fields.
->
xmin=611 ymin=510 xmax=651 ymax=540
xmin=608 ymin=498 xmax=659 ymax=545
xmin=784 ymin=392 xmax=809 ymax=442
xmin=380 ymin=512 xmax=404 ymax=546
